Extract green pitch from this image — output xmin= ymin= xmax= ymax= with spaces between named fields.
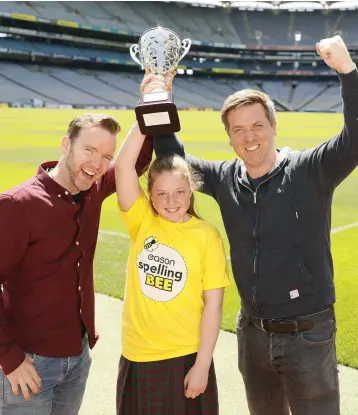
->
xmin=1 ymin=108 xmax=357 ymax=368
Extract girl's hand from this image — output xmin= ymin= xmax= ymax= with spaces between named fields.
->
xmin=140 ymin=71 xmax=175 ymax=95
xmin=183 ymin=363 xmax=209 ymax=399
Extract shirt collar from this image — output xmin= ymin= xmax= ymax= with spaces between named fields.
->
xmin=36 ymin=161 xmax=90 ymax=202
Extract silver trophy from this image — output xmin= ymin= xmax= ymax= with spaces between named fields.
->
xmin=130 ymin=27 xmax=191 ymax=134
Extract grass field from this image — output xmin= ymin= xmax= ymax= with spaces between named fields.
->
xmin=1 ymin=108 xmax=357 ymax=369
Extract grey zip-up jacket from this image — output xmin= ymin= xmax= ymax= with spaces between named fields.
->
xmin=153 ymin=70 xmax=358 ymax=319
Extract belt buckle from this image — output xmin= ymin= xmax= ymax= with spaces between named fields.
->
xmin=288 ymin=319 xmax=299 ymax=332
xmin=261 ymin=318 xmax=299 ymax=333
xmin=277 ymin=319 xmax=299 ymax=332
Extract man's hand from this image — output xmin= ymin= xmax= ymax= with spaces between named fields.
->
xmin=183 ymin=363 xmax=209 ymax=399
xmin=316 ymin=35 xmax=356 ymax=74
xmin=7 ymin=355 xmax=41 ymax=401
xmin=140 ymin=71 xmax=175 ymax=95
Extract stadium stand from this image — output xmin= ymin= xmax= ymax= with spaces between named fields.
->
xmin=0 ymin=1 xmax=357 ymax=111
xmin=0 ymin=1 xmax=357 ymax=46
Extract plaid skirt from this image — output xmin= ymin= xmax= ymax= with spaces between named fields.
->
xmin=116 ymin=353 xmax=219 ymax=415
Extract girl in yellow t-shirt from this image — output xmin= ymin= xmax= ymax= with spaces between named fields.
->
xmin=115 ymin=122 xmax=230 ymax=415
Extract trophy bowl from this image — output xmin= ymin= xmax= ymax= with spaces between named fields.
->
xmin=130 ymin=27 xmax=191 ymax=135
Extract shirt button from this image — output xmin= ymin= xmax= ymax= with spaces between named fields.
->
xmin=57 ymin=194 xmax=61 ymax=198
xmin=77 ymin=263 xmax=80 ymax=267
xmin=65 ymin=191 xmax=69 ymax=195
xmin=79 ymin=286 xmax=81 ymax=291
xmin=76 ymin=241 xmax=79 ymax=246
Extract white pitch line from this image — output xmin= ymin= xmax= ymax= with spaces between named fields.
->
xmin=99 ymin=222 xmax=358 ymax=239
xmin=99 ymin=229 xmax=129 ymax=238
xmin=99 ymin=220 xmax=358 ymax=261
xmin=331 ymin=221 xmax=358 ymax=234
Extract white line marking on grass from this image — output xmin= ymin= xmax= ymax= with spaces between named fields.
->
xmin=99 ymin=221 xmax=358 ymax=261
xmin=99 ymin=229 xmax=129 ymax=238
xmin=99 ymin=221 xmax=358 ymax=241
xmin=331 ymin=222 xmax=358 ymax=234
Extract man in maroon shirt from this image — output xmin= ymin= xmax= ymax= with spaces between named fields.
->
xmin=0 ymin=113 xmax=153 ymax=414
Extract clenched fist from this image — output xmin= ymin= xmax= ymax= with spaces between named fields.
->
xmin=316 ymin=35 xmax=356 ymax=74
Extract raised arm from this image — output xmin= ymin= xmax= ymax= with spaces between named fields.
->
xmin=115 ymin=122 xmax=147 ymax=211
xmin=99 ymin=134 xmax=153 ymax=199
xmin=305 ymin=36 xmax=358 ymax=191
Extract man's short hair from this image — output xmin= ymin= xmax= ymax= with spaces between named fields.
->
xmin=221 ymin=89 xmax=276 ymax=131
xmin=66 ymin=113 xmax=120 ymax=143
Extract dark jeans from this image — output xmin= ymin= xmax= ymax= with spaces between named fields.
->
xmin=236 ymin=309 xmax=340 ymax=415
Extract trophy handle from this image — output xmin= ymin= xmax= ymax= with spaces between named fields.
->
xmin=178 ymin=38 xmax=191 ymax=63
xmin=130 ymin=44 xmax=142 ymax=68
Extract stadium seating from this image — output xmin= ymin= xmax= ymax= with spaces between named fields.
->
xmin=231 ymin=9 xmax=358 ymax=46
xmin=0 ymin=61 xmax=341 ymax=111
xmin=0 ymin=2 xmax=357 ymax=45
xmin=0 ymin=2 xmax=352 ymax=112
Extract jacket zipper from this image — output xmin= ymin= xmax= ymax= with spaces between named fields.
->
xmin=239 ymin=181 xmax=259 ymax=307
xmin=240 ymin=169 xmax=283 ymax=309
xmin=252 ymin=192 xmax=259 ymax=308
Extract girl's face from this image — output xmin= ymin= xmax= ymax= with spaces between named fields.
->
xmin=150 ymin=170 xmax=192 ymax=223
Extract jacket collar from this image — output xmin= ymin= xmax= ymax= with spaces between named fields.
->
xmin=238 ymin=147 xmax=292 ymax=188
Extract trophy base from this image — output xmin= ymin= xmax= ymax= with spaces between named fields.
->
xmin=135 ymin=101 xmax=181 ymax=135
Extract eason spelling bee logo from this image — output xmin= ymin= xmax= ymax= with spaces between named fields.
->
xmin=137 ymin=236 xmax=188 ymax=302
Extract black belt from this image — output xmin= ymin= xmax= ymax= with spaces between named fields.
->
xmin=250 ymin=306 xmax=334 ymax=333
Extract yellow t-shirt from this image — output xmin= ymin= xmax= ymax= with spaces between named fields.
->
xmin=120 ymin=191 xmax=230 ymax=362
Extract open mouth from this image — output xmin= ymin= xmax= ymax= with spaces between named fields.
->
xmin=246 ymin=144 xmax=260 ymax=152
xmin=81 ymin=168 xmax=96 ymax=180
xmin=165 ymin=207 xmax=180 ymax=214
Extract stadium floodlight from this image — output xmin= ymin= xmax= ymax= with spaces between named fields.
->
xmin=177 ymin=68 xmax=185 ymax=75
xmin=186 ymin=69 xmax=194 ymax=75
xmin=330 ymin=1 xmax=358 ymax=9
xmin=167 ymin=0 xmax=358 ymax=10
xmin=167 ymin=0 xmax=222 ymax=7
xmin=279 ymin=2 xmax=324 ymax=10
xmin=230 ymin=1 xmax=275 ymax=10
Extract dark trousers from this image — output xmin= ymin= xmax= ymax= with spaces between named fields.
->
xmin=116 ymin=353 xmax=219 ymax=415
xmin=236 ymin=309 xmax=340 ymax=415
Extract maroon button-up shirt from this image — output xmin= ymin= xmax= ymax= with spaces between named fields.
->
xmin=0 ymin=138 xmax=153 ymax=375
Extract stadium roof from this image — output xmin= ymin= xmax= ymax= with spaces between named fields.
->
xmin=167 ymin=0 xmax=358 ymax=10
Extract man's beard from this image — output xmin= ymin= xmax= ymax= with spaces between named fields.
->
xmin=65 ymin=150 xmax=82 ymax=193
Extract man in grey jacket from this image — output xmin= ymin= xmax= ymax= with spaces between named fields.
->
xmin=143 ymin=36 xmax=358 ymax=414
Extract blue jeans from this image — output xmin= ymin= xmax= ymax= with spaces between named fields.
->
xmin=0 ymin=334 xmax=91 ymax=414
